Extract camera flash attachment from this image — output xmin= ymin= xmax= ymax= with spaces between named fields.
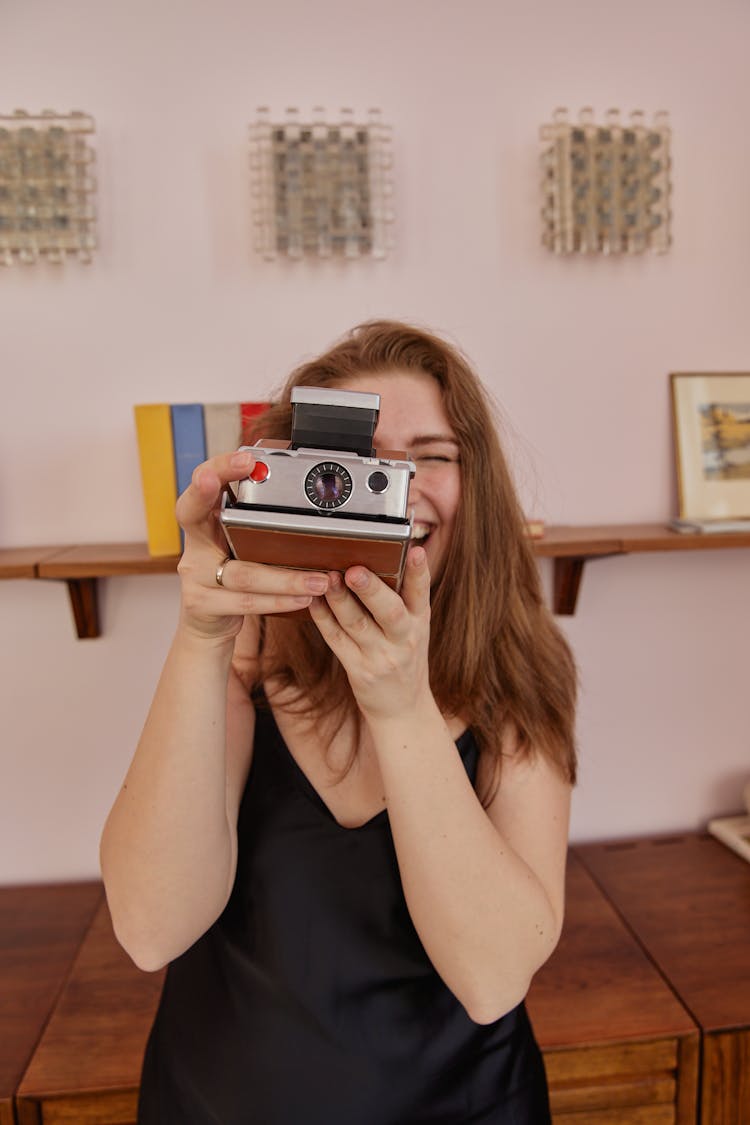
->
xmin=291 ymin=386 xmax=380 ymax=457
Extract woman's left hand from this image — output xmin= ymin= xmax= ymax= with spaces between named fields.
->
xmin=308 ymin=546 xmax=432 ymax=719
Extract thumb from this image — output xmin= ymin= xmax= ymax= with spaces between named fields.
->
xmin=176 ymin=450 xmax=255 ymax=536
xmin=401 ymin=545 xmax=430 ymax=613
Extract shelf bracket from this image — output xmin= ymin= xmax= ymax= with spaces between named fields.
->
xmin=66 ymin=579 xmax=100 ymax=638
xmin=37 ymin=577 xmax=102 ymax=639
xmin=553 ymin=558 xmax=586 ymax=615
xmin=552 ymin=552 xmax=623 ymax=614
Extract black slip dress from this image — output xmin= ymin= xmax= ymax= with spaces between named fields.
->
xmin=138 ymin=702 xmax=551 ymax=1124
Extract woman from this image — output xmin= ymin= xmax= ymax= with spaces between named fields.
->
xmin=101 ymin=320 xmax=577 ymax=1123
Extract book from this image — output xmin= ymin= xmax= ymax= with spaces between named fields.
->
xmin=670 ymin=517 xmax=750 ymax=534
xmin=171 ymin=404 xmax=207 ymax=551
xmin=170 ymin=404 xmax=207 ymax=496
xmin=133 ymin=404 xmax=182 ymax=557
xmin=203 ymin=403 xmax=243 ymax=458
xmin=240 ymin=401 xmax=270 ymax=445
xmin=203 ymin=399 xmax=270 ymax=455
xmin=708 ymin=814 xmax=750 ymax=865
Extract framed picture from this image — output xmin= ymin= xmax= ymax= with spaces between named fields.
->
xmin=671 ymin=372 xmax=750 ymax=520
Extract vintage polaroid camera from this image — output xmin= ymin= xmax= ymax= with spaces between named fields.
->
xmin=220 ymin=387 xmax=416 ymax=589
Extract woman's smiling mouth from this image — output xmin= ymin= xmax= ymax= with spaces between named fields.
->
xmin=410 ymin=521 xmax=433 ymax=545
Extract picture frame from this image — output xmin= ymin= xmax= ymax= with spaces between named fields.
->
xmin=671 ymin=372 xmax=750 ymax=520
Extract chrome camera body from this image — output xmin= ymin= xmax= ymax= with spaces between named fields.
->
xmin=220 ymin=387 xmax=416 ymax=589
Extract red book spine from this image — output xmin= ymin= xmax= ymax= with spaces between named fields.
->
xmin=240 ymin=401 xmax=269 ymax=444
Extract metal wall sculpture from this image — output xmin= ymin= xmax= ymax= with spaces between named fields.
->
xmin=0 ymin=109 xmax=96 ymax=265
xmin=540 ymin=107 xmax=671 ymax=255
xmin=250 ymin=107 xmax=394 ymax=260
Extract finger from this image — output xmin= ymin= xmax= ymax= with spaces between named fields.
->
xmin=323 ymin=570 xmax=376 ymax=643
xmin=206 ymin=558 xmax=330 ymax=602
xmin=176 ymin=449 xmax=256 ymax=540
xmin=398 ymin=546 xmax=431 ymax=615
xmin=308 ymin=593 xmax=362 ymax=662
xmin=182 ymin=556 xmax=327 ymax=617
xmin=342 ymin=566 xmax=411 ymax=642
xmin=195 ymin=584 xmax=316 ymax=617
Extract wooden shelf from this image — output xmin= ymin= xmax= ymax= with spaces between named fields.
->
xmin=2 ymin=522 xmax=749 ymax=638
xmin=0 ymin=543 xmax=178 ymax=639
xmin=535 ymin=522 xmax=750 ymax=614
xmin=0 ymin=546 xmax=69 ymax=580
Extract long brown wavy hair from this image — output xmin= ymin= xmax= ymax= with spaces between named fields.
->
xmin=248 ymin=320 xmax=577 ymax=793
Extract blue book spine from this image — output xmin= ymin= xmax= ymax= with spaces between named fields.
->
xmin=171 ymin=404 xmax=207 ymax=547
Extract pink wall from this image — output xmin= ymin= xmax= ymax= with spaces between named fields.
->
xmin=2 ymin=0 xmax=748 ymax=882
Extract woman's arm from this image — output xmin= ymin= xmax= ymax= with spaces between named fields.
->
xmin=100 ymin=451 xmax=329 ymax=971
xmin=368 ymin=706 xmax=569 ymax=1024
xmin=100 ymin=628 xmax=252 ymax=972
xmin=308 ymin=550 xmax=570 ymax=1023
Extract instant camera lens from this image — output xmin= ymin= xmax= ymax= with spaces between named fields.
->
xmin=305 ymin=462 xmax=353 ymax=510
xmin=316 ymin=473 xmax=343 ymax=502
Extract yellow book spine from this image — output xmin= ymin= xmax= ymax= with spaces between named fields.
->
xmin=133 ymin=404 xmax=182 ymax=557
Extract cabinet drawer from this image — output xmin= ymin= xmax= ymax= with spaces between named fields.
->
xmin=552 ymin=1107 xmax=675 ymax=1124
xmin=545 ymin=1038 xmax=678 ymax=1084
xmin=16 ymin=1090 xmax=137 ymax=1125
xmin=545 ymin=1037 xmax=683 ymax=1124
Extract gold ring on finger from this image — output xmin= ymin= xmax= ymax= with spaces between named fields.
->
xmin=215 ymin=556 xmax=232 ymax=587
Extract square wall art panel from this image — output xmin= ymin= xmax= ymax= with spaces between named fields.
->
xmin=0 ymin=109 xmax=97 ymax=265
xmin=250 ymin=107 xmax=394 ymax=261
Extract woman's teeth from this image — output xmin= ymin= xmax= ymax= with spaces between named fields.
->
xmin=411 ymin=523 xmax=431 ymax=543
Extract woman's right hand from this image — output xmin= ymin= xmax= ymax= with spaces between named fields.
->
xmin=175 ymin=449 xmax=330 ymax=641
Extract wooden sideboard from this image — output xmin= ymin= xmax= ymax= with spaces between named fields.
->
xmin=577 ymin=834 xmax=750 ymax=1125
xmin=0 ymin=882 xmax=101 ymax=1125
xmin=7 ymin=846 xmax=711 ymax=1125
xmin=3 ymin=835 xmax=748 ymax=1123
xmin=528 ymin=852 xmax=698 ymax=1123
xmin=15 ymin=898 xmax=164 ymax=1125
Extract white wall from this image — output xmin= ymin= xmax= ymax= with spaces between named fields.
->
xmin=2 ymin=0 xmax=748 ymax=884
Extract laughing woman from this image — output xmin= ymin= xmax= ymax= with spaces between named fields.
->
xmin=101 ymin=320 xmax=577 ymax=1124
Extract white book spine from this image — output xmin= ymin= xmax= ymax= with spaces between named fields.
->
xmin=204 ymin=403 xmax=242 ymax=458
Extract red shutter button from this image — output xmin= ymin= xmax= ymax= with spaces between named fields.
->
xmin=249 ymin=461 xmax=269 ymax=482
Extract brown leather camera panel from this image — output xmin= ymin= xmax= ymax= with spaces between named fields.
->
xmin=226 ymin=523 xmax=407 ymax=587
